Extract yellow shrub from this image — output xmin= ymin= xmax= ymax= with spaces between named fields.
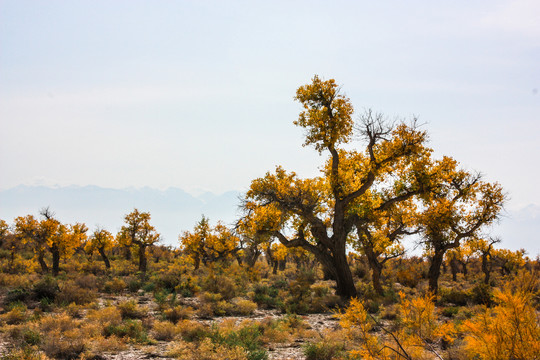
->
xmin=399 ymin=292 xmax=437 ymax=341
xmin=232 ymin=298 xmax=257 ymax=316
xmin=89 ymin=335 xmax=128 ymax=353
xmin=152 ymin=320 xmax=178 ymax=341
xmin=1 ymin=305 xmax=28 ymax=325
xmin=462 ymin=288 xmax=540 ymax=360
xmin=87 ymin=306 xmax=123 ymax=328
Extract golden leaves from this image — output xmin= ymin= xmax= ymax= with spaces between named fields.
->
xmin=294 ymin=75 xmax=354 ymax=152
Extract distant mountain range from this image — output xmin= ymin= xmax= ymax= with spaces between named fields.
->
xmin=0 ymin=185 xmax=538 ymax=255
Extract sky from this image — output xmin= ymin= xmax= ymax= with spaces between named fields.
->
xmin=1 ymin=0 xmax=539 ymax=210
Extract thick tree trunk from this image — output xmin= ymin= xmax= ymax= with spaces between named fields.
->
xmin=330 ymin=248 xmax=357 ymax=298
xmin=51 ymin=245 xmax=60 ymax=276
xmin=98 ymin=247 xmax=111 ymax=269
xmin=322 ymin=266 xmax=335 ymax=281
xmin=428 ymin=250 xmax=445 ymax=294
xmin=278 ymin=259 xmax=286 ymax=271
xmin=138 ymin=245 xmax=147 ymax=274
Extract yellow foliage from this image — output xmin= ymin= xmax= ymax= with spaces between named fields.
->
xmin=462 ymin=288 xmax=540 ymax=360
xmin=180 ymin=216 xmax=239 ymax=267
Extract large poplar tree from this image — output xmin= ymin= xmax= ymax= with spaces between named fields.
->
xmin=242 ymin=76 xmax=433 ymax=298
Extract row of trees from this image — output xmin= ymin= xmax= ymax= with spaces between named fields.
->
xmin=0 ymin=208 xmax=159 ymax=276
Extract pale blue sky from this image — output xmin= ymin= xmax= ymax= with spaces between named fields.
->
xmin=1 ymin=0 xmax=539 ymax=212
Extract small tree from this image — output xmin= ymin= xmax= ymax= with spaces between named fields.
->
xmin=85 ymin=227 xmax=114 ymax=269
xmin=13 ymin=208 xmax=86 ymax=275
xmin=179 ymin=216 xmax=239 ymax=269
xmin=118 ymin=208 xmax=160 ymax=274
xmin=419 ymin=159 xmax=506 ymax=294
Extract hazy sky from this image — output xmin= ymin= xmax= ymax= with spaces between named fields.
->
xmin=1 ymin=0 xmax=539 ymax=210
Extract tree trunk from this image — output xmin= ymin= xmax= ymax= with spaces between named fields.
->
xmin=37 ymin=251 xmax=48 ymax=273
xmin=138 ymin=245 xmax=147 ymax=274
xmin=331 ymin=249 xmax=357 ymax=298
xmin=428 ymin=250 xmax=445 ymax=294
xmin=461 ymin=261 xmax=468 ymax=278
xmin=98 ymin=247 xmax=111 ymax=269
xmin=482 ymin=253 xmax=491 ymax=284
xmin=450 ymin=258 xmax=459 ymax=282
xmin=244 ymin=248 xmax=260 ymax=267
xmin=278 ymin=259 xmax=286 ymax=271
xmin=51 ymin=245 xmax=60 ymax=276
xmin=272 ymin=261 xmax=278 ymax=275
xmin=124 ymin=245 xmax=132 ymax=261
xmin=364 ymin=245 xmax=384 ymax=296
xmin=322 ymin=266 xmax=335 ymax=281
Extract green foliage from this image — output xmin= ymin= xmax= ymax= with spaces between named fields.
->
xmin=304 ymin=341 xmax=346 ymax=360
xmin=32 ymin=276 xmax=59 ymax=302
xmin=104 ymin=319 xmax=149 ymax=343
xmin=209 ymin=324 xmax=268 ymax=360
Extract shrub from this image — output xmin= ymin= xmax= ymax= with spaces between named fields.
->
xmin=304 ymin=341 xmax=346 ymax=360
xmin=5 ymin=288 xmax=30 ymax=306
xmin=41 ymin=329 xmax=86 ymax=360
xmin=74 ymin=274 xmax=100 ymax=290
xmin=164 ymin=305 xmax=194 ymax=323
xmin=103 ymin=278 xmax=126 ymax=293
xmin=441 ymin=306 xmax=460 ymax=318
xmin=127 ymin=278 xmax=142 ymax=293
xmin=88 ymin=335 xmax=128 ymax=353
xmin=438 ymin=287 xmax=471 ymax=306
xmin=177 ymin=320 xmax=210 ymax=342
xmin=104 ymin=319 xmax=149 ymax=343
xmin=463 ymin=289 xmax=540 ymax=360
xmin=6 ymin=324 xmax=41 ymax=347
xmin=232 ymin=298 xmax=258 ymax=316
xmin=201 ymin=272 xmax=237 ymax=300
xmin=154 ymin=271 xmax=182 ymax=292
xmin=472 ymin=283 xmax=494 ymax=305
xmin=396 ymin=269 xmax=420 ymax=288
xmin=152 ymin=320 xmax=178 ymax=341
xmin=87 ymin=306 xmax=123 ymax=328
xmin=209 ymin=324 xmax=267 ymax=360
xmin=251 ymin=283 xmax=280 ymax=309
xmin=117 ymin=300 xmax=147 ymax=319
xmin=32 ymin=276 xmax=59 ymax=302
xmin=0 ymin=347 xmax=46 ymax=360
xmin=1 ymin=304 xmax=28 ymax=325
xmin=56 ymin=281 xmax=97 ymax=305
